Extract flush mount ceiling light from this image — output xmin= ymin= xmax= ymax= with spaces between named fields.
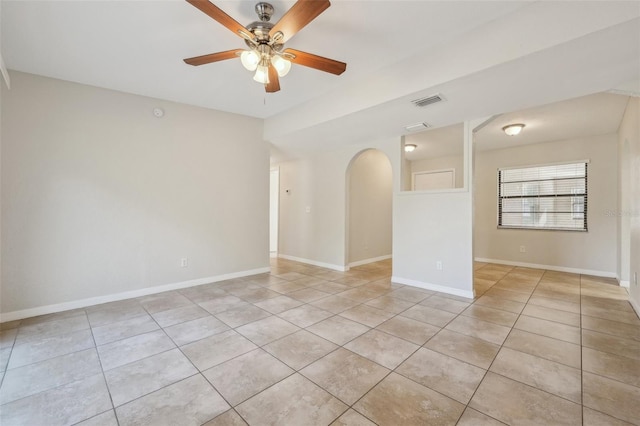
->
xmin=502 ymin=123 xmax=525 ymax=136
xmin=404 ymin=144 xmax=417 ymax=153
xmin=182 ymin=0 xmax=347 ymax=93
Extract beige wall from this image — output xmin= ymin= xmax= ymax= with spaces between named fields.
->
xmin=474 ymin=133 xmax=618 ymax=275
xmin=410 ymin=154 xmax=464 ymax=189
xmin=276 ymin=139 xmax=399 ymax=270
xmin=619 ymin=97 xmax=639 ymax=312
xmin=277 ymin=152 xmax=345 ymax=269
xmin=1 ymin=72 xmax=269 ymax=316
xmin=347 ymin=149 xmax=392 ymax=264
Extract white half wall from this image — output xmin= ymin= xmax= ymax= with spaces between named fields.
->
xmin=392 ymin=191 xmax=474 ymax=297
xmin=392 ymin=121 xmax=475 ymax=297
xmin=0 ymin=60 xmax=3 ymax=312
xmin=474 ymin=133 xmax=618 ymax=276
xmin=1 ymin=72 xmax=269 ymax=315
xmin=347 ymin=149 xmax=392 ymax=264
xmin=619 ymin=97 xmax=640 ymax=314
xmin=618 ymin=118 xmax=631 ymax=284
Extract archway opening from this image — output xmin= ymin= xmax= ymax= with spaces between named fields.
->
xmin=346 ymin=149 xmax=393 ymax=268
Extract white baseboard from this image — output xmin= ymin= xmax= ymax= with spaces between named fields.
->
xmin=391 ymin=276 xmax=474 ymax=299
xmin=277 ymin=254 xmax=348 ymax=272
xmin=620 ymin=280 xmax=630 ymax=288
xmin=348 ymin=255 xmax=392 ymax=268
xmin=270 ymin=251 xmax=278 ymax=258
xmin=475 ymin=258 xmax=617 ymax=279
xmin=0 ymin=267 xmax=271 ymax=323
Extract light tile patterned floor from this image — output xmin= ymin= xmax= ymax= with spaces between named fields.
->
xmin=1 ymin=259 xmax=639 ymax=425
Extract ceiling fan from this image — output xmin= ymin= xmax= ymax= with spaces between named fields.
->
xmin=183 ymin=0 xmax=347 ymax=93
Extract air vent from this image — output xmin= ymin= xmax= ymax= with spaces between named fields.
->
xmin=404 ymin=122 xmax=431 ymax=132
xmin=411 ymin=93 xmax=445 ymax=108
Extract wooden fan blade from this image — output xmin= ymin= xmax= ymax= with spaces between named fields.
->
xmin=186 ymin=0 xmax=250 ymax=39
xmin=184 ymin=49 xmax=242 ymax=66
xmin=284 ymin=48 xmax=346 ymax=75
xmin=266 ymin=65 xmax=280 ymax=93
xmin=270 ymin=0 xmax=330 ymax=43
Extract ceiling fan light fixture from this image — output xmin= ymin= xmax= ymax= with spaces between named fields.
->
xmin=253 ymin=64 xmax=270 ymax=84
xmin=183 ymin=0 xmax=347 ymax=93
xmin=271 ymin=55 xmax=291 ymax=77
xmin=240 ymin=50 xmax=260 ymax=71
xmin=502 ymin=123 xmax=525 ymax=136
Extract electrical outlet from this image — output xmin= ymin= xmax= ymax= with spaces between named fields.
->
xmin=519 ymin=246 xmax=526 ymax=253
xmin=436 ymin=261 xmax=443 ymax=271
xmin=180 ymin=258 xmax=188 ymax=268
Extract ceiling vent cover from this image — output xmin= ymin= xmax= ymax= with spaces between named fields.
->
xmin=412 ymin=93 xmax=445 ymax=108
xmin=404 ymin=122 xmax=431 ymax=132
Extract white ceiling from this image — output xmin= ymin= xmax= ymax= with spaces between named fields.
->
xmin=2 ymin=1 xmax=639 ymax=160
xmin=0 ymin=0 xmax=526 ymax=118
xmin=405 ymin=123 xmax=463 ymax=161
xmin=475 ymin=92 xmax=630 ymax=151
xmin=404 ymin=92 xmax=630 ymax=161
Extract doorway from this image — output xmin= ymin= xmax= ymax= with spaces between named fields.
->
xmin=346 ymin=149 xmax=393 ymax=267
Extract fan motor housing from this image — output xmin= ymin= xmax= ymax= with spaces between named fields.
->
xmin=246 ymin=20 xmax=274 ymax=42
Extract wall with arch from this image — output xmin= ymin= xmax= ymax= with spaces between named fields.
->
xmin=275 ymin=137 xmax=400 ymax=270
xmin=274 ymin=123 xmax=475 ymax=299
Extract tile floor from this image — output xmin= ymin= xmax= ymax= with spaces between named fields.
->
xmin=0 ymin=259 xmax=639 ymax=425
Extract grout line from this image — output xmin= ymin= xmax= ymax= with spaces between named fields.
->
xmin=456 ymin=267 xmax=544 ymax=423
xmin=102 ymin=304 xmax=208 ymax=416
xmin=0 ymin=331 xmax=18 ymax=390
xmin=243 ymin=262 xmax=404 ymax=423
xmin=4 ymin=260 xmax=636 ymax=426
xmin=87 ymin=316 xmax=121 ymax=426
xmin=69 ymin=409 xmax=118 ymax=426
xmin=110 ymin=372 xmax=203 ymax=411
xmin=486 ymin=370 xmax=583 ymax=405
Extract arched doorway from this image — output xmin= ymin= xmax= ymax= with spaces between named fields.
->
xmin=345 ymin=149 xmax=393 ymax=267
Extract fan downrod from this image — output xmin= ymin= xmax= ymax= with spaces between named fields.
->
xmin=255 ymin=2 xmax=274 ymax=21
xmin=246 ymin=2 xmax=276 ymax=44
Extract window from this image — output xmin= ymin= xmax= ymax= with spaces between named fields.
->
xmin=498 ymin=161 xmax=588 ymax=231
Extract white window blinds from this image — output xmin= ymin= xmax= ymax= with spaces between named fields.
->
xmin=498 ymin=162 xmax=588 ymax=231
